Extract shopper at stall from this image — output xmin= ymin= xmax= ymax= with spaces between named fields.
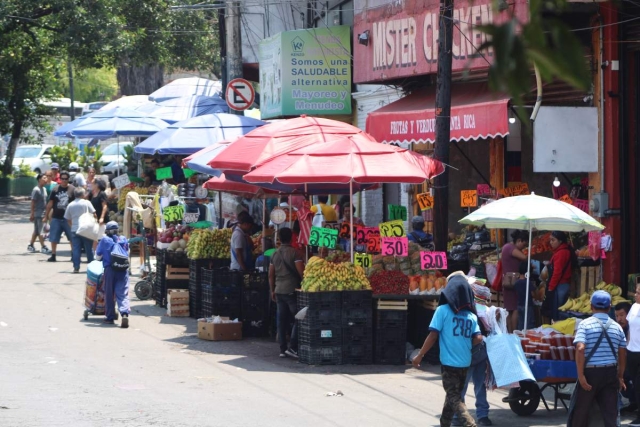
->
xmin=514 ymin=260 xmax=538 ymax=331
xmin=339 ymin=203 xmax=364 ymax=252
xmin=408 ymin=216 xmax=434 ymax=249
xmin=96 ymin=221 xmax=130 ymax=328
xmin=568 ymin=290 xmax=627 ymax=427
xmin=413 ymin=273 xmax=483 ymax=427
xmin=89 ymin=178 xmax=108 ymax=250
xmin=546 ymin=231 xmax=577 ymax=321
xmin=310 ymin=195 xmax=338 ymax=227
xmin=230 ymin=212 xmax=254 ymax=271
xmin=28 ymin=173 xmax=50 ymax=254
xmin=624 ymin=284 xmax=640 ymax=426
xmin=64 ymin=187 xmax=96 ymax=273
xmin=44 ymin=171 xmax=75 ymax=262
xmin=500 ymin=230 xmax=529 ymax=332
xmin=269 ymin=227 xmax=304 ymax=359
xmin=615 ymin=301 xmax=637 ymax=413
xmin=50 ymin=163 xmax=60 ymax=184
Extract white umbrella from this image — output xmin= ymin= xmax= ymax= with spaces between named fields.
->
xmin=459 ymin=193 xmax=605 ymax=331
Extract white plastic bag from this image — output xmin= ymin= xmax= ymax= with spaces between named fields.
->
xmin=77 ymin=212 xmax=99 ymax=241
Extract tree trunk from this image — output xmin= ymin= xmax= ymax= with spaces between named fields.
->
xmin=3 ymin=121 xmax=23 ymax=177
xmin=116 ymin=62 xmax=165 ymax=96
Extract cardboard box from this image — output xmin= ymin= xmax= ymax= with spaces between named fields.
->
xmin=167 ymin=303 xmax=190 ymax=317
xmin=167 ymin=289 xmax=189 ymax=305
xmin=198 ymin=317 xmax=243 ymax=341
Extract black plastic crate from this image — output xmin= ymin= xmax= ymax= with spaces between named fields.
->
xmin=297 ymin=291 xmax=342 ymax=325
xmin=215 ymin=268 xmax=243 ymax=287
xmin=342 ymin=323 xmax=373 ymax=343
xmin=375 ymin=309 xmax=408 ymax=330
xmin=201 ymin=268 xmax=215 ymax=287
xmin=242 ymin=289 xmax=269 ymax=306
xmin=189 ymin=277 xmax=200 ymax=318
xmin=342 ymin=290 xmax=372 ymax=309
xmin=201 ymin=283 xmax=213 ymax=304
xmin=343 ymin=342 xmax=373 ymax=365
xmin=212 ymin=300 xmax=241 ymax=319
xmin=298 ymin=324 xmax=342 ymax=347
xmin=374 ymin=327 xmax=407 ymax=365
xmin=189 ymin=259 xmax=215 ymax=281
xmin=211 ymin=258 xmax=231 ymax=269
xmin=241 ymin=270 xmax=268 ymax=291
xmin=165 ymin=279 xmax=189 ymax=291
xmin=299 ymin=345 xmax=342 ymax=365
xmin=164 ymin=250 xmax=189 ymax=267
xmin=342 ymin=307 xmax=373 ymax=327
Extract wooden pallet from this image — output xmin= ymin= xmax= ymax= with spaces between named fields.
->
xmin=166 ymin=266 xmax=189 ymax=280
xmin=377 ymin=300 xmax=408 ymax=311
xmin=578 ymin=266 xmax=599 ymax=296
xmin=422 ymin=299 xmax=438 ymax=310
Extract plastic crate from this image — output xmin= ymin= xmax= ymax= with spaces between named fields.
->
xmin=242 ymin=270 xmax=268 ymax=291
xmin=342 ymin=342 xmax=373 ymax=365
xmin=374 ymin=328 xmax=407 ymax=365
xmin=342 ymin=323 xmax=373 ymax=343
xmin=299 ymin=345 xmax=342 ymax=365
xmin=241 ymin=290 xmax=269 ymax=323
xmin=375 ymin=309 xmax=408 ymax=330
xmin=342 ymin=290 xmax=372 ymax=309
xmin=215 ymin=268 xmax=243 ymax=287
xmin=188 ymin=277 xmax=200 ymax=318
xmin=212 ymin=286 xmax=242 ymax=318
xmin=201 ymin=268 xmax=215 ymax=287
xmin=298 ymin=324 xmax=342 ymax=347
xmin=297 ymin=291 xmax=342 ymax=325
xmin=342 ymin=307 xmax=373 ymax=327
xmin=189 ymin=259 xmax=215 ymax=281
xmin=164 ymin=250 xmax=189 ymax=267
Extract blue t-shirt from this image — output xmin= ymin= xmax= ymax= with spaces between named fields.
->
xmin=429 ymin=304 xmax=481 ymax=368
xmin=96 ymin=235 xmax=129 ymax=268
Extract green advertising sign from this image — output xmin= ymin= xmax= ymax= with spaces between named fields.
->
xmin=259 ymin=26 xmax=352 ymax=119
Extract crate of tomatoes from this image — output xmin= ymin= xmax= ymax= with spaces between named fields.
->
xmin=369 ymin=270 xmax=410 ymax=295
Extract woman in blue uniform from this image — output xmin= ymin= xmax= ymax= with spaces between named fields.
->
xmin=96 ymin=221 xmax=130 ymax=328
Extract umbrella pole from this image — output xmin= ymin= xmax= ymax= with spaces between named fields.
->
xmin=262 ymin=198 xmax=267 ymax=256
xmin=289 ymin=194 xmax=292 ymax=229
xmin=350 ymin=180 xmax=354 ymax=263
xmin=524 ymin=221 xmax=533 ymax=333
xmin=218 ymin=191 xmax=222 ymax=228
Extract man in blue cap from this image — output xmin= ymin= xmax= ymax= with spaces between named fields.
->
xmin=96 ymin=221 xmax=130 ymax=328
xmin=568 ymin=290 xmax=627 ymax=427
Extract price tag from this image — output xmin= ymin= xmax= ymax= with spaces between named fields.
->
xmin=184 ymin=212 xmax=200 ymax=223
xmin=163 ymin=205 xmax=184 ymax=223
xmin=559 ymin=194 xmax=573 ymax=204
xmin=354 ymin=225 xmax=368 ymax=245
xmin=354 ymin=253 xmax=372 ymax=268
xmin=324 ymin=222 xmax=340 ymax=231
xmin=156 ymin=166 xmax=173 ymax=180
xmin=573 ymin=199 xmax=589 ymax=213
xmin=339 ymin=222 xmax=351 ymax=239
xmin=309 ymin=226 xmax=338 ymax=249
xmin=388 ymin=204 xmax=407 ymax=221
xmin=367 ymin=230 xmax=381 ymax=253
xmin=420 ymin=251 xmax=448 ymax=270
xmin=112 ymin=174 xmax=131 ymax=190
xmin=183 ymin=168 xmax=196 ymax=178
xmin=378 ymin=220 xmax=406 ymax=237
xmin=476 ymin=184 xmax=491 ymax=196
xmin=500 ymin=183 xmax=529 ymax=198
xmin=416 ymin=192 xmax=434 ymax=211
xmin=320 ymin=330 xmax=333 ymax=338
xmin=381 ymin=237 xmax=409 ymax=257
xmin=461 ymin=190 xmax=477 ymax=208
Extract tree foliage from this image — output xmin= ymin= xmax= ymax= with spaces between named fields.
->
xmin=52 ymin=68 xmax=119 ymax=103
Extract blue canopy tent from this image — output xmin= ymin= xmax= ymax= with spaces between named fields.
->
xmin=53 ymin=116 xmax=87 ymax=137
xmin=148 ymin=77 xmax=222 ymax=103
xmin=136 ymin=95 xmax=228 ymax=124
xmin=70 ymin=107 xmax=170 ymax=139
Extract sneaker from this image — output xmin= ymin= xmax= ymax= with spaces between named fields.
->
xmin=121 ymin=315 xmax=129 ymax=329
xmin=73 ymin=268 xmax=79 ymax=274
xmin=478 ymin=417 xmax=493 ymax=426
xmin=629 ymin=419 xmax=640 ymax=427
xmin=47 ymin=254 xmax=57 ymax=262
xmin=285 ymin=348 xmax=299 ymax=359
xmin=41 ymin=246 xmax=51 ymax=254
xmin=279 ymin=352 xmax=287 ymax=358
xmin=27 ymin=244 xmax=36 ymax=253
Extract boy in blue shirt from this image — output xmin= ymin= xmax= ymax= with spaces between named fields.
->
xmin=413 ymin=272 xmax=483 ymax=427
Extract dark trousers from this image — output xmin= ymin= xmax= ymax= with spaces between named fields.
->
xmin=569 ymin=366 xmax=618 ymax=427
xmin=276 ymin=293 xmax=298 ymax=353
xmin=626 ymin=350 xmax=640 ymax=416
xmin=440 ymin=365 xmax=476 ymax=427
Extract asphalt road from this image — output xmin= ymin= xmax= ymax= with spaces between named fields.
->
xmin=0 ymin=198 xmax=619 ymax=427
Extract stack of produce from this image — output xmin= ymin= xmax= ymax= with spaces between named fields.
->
xmin=559 ymin=282 xmax=629 ymax=314
xmin=158 ymin=225 xmax=190 ymax=250
xmin=523 ymin=232 xmax=553 ymax=256
xmin=186 ymin=228 xmax=233 ymax=259
xmin=326 ymin=249 xmax=351 ymax=264
xmin=369 ymin=270 xmax=410 ymax=295
xmin=251 ymin=233 xmax=263 ymax=256
xmin=117 ymin=186 xmax=150 ymax=211
xmin=368 ymin=242 xmax=425 ymax=277
xmin=301 ymin=256 xmax=370 ymax=292
xmin=407 ymin=273 xmax=446 ymax=293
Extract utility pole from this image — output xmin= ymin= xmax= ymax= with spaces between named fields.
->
xmin=67 ymin=56 xmax=75 ymax=120
xmin=225 ymin=0 xmax=243 ymax=115
xmin=433 ymin=0 xmax=453 ymax=252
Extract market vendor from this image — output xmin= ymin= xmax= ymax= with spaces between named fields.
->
xmin=500 ymin=230 xmax=529 ymax=332
xmin=545 ymin=231 xmax=577 ymax=321
xmin=230 ymin=212 xmax=255 ymax=271
xmin=338 ymin=202 xmax=364 ymax=252
xmin=514 ymin=261 xmax=539 ymax=331
xmin=408 ymin=216 xmax=434 ymax=250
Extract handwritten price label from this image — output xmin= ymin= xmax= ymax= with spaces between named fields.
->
xmin=417 ymin=192 xmax=434 ymax=211
xmin=156 ymin=166 xmax=173 ymax=181
xmin=309 ymin=226 xmax=338 ymax=249
xmin=388 ymin=204 xmax=407 ymax=221
xmin=367 ymin=230 xmax=381 ymax=253
xmin=500 ymin=183 xmax=529 ymax=198
xmin=461 ymin=190 xmax=477 ymax=208
xmin=381 ymin=237 xmax=409 ymax=257
xmin=184 ymin=212 xmax=200 ymax=223
xmin=379 ymin=220 xmax=406 ymax=237
xmin=163 ymin=205 xmax=184 ymax=223
xmin=354 ymin=253 xmax=372 ymax=268
xmin=477 ymin=184 xmax=492 ymax=196
xmin=112 ymin=174 xmax=131 ymax=190
xmin=558 ymin=194 xmax=573 ymax=204
xmin=420 ymin=251 xmax=448 ymax=270
xmin=573 ymin=199 xmax=589 ymax=213
xmin=324 ymin=222 xmax=341 ymax=231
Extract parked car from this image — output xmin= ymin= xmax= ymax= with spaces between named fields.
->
xmin=101 ymin=141 xmax=133 ymax=175
xmin=1 ymin=144 xmax=53 ymax=174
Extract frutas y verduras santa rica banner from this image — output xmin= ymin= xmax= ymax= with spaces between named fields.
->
xmin=259 ymin=26 xmax=352 ymax=119
xmin=352 ymin=0 xmax=529 ymax=84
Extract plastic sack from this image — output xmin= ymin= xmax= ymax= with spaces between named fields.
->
xmin=295 ymin=307 xmax=308 ymax=320
xmin=77 ymin=212 xmax=99 ymax=241
xmin=486 ymin=333 xmax=535 ymax=387
xmin=485 ymin=262 xmax=498 ymax=285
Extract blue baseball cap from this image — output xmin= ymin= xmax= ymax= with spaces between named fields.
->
xmin=591 ymin=290 xmax=611 ymax=309
xmin=105 ymin=221 xmax=119 ymax=231
xmin=51 ymin=163 xmax=60 ymax=169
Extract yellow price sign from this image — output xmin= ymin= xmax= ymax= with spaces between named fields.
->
xmin=378 ymin=220 xmax=406 ymax=237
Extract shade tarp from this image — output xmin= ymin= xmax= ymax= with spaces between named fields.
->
xmin=366 ymin=82 xmax=510 ymax=145
xmin=70 ymin=107 xmax=169 ymax=138
xmin=136 ymin=95 xmax=228 ymax=124
xmin=203 ymin=173 xmax=277 ymax=198
xmin=149 ymin=77 xmax=222 ymax=102
xmin=99 ymin=95 xmax=150 ymax=111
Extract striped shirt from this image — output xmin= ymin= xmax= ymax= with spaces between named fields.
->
xmin=573 ymin=313 xmax=626 ymax=366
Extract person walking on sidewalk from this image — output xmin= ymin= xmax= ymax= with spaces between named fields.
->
xmin=413 ymin=272 xmax=483 ymax=427
xmin=269 ymin=227 xmax=304 ymax=358
xmin=568 ymin=290 xmax=627 ymax=427
xmin=28 ymin=173 xmax=51 ymax=254
xmin=43 ymin=171 xmax=75 ymax=262
xmin=96 ymin=221 xmax=130 ymax=328
xmin=64 ymin=187 xmax=95 ymax=273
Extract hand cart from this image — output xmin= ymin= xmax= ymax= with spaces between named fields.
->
xmin=127 ymin=207 xmax=156 ymax=300
xmin=83 ymin=260 xmax=118 ymax=321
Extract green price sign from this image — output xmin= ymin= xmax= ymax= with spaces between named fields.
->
xmin=156 ymin=167 xmax=173 ymax=180
xmin=183 ymin=168 xmax=196 ymax=178
xmin=388 ymin=204 xmax=407 ymax=221
xmin=309 ymin=226 xmax=338 ymax=249
xmin=163 ymin=205 xmax=184 ymax=223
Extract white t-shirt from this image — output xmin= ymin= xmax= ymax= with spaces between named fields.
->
xmin=229 ymin=226 xmax=246 ymax=270
xmin=626 ymin=303 xmax=640 ymax=352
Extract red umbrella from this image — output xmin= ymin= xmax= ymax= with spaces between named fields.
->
xmin=207 ymin=115 xmax=376 ymax=173
xmin=203 ymin=173 xmax=277 ymax=198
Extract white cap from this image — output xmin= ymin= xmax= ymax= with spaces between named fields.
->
xmin=69 ymin=162 xmax=79 ymax=171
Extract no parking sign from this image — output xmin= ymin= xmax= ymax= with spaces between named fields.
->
xmin=226 ymin=78 xmax=255 ymax=111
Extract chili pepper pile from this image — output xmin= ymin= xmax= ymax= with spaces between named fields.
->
xmin=369 ymin=270 xmax=410 ymax=295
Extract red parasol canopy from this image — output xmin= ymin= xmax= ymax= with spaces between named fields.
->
xmin=243 ymin=137 xmax=445 ymax=185
xmin=207 ymin=115 xmax=376 ymax=173
xmin=203 ymin=173 xmax=277 ymax=198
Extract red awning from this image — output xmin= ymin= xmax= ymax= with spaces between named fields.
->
xmin=366 ymin=83 xmax=510 ymax=144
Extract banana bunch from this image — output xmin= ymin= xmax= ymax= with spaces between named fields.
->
xmin=117 ymin=187 xmax=149 ymax=211
xmin=595 ymin=281 xmax=623 ymax=296
xmin=186 ymin=228 xmax=233 ymax=259
xmin=301 ymin=256 xmax=371 ymax=292
xmin=559 ymin=282 xmax=631 ymax=314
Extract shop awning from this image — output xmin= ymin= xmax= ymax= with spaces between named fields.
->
xmin=366 ymin=83 xmax=510 ymax=145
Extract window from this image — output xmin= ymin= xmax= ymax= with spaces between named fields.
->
xmin=15 ymin=146 xmax=42 ymax=158
xmin=312 ymin=0 xmax=353 ymax=28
